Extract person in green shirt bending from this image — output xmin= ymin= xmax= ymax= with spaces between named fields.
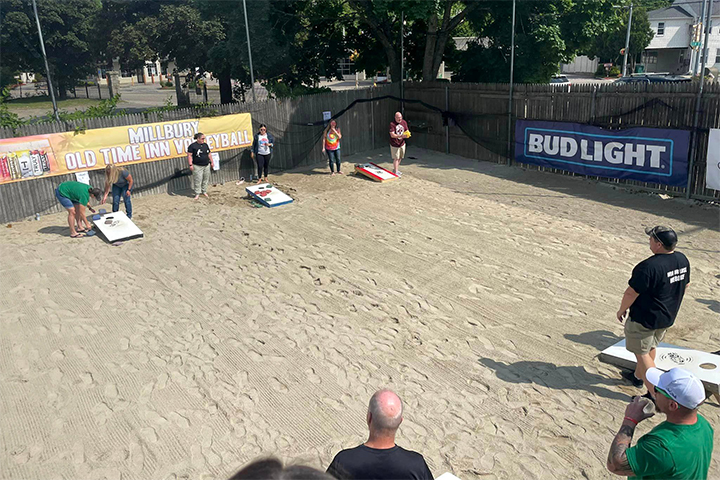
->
xmin=55 ymin=181 xmax=102 ymax=238
xmin=607 ymin=367 xmax=714 ymax=479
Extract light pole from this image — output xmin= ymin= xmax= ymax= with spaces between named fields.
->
xmin=241 ymin=0 xmax=256 ymax=102
xmin=506 ymin=0 xmax=516 ymax=165
xmin=31 ymin=0 xmax=60 ymax=122
xmin=622 ymin=2 xmax=634 ymax=77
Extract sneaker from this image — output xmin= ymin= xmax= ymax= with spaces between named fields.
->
xmin=621 ymin=370 xmax=644 ymax=388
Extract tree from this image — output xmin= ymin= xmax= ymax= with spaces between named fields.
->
xmin=448 ymin=0 xmax=619 ymax=83
xmin=589 ymin=6 xmax=655 ymax=69
xmin=0 ymin=0 xmax=101 ymax=98
xmin=346 ymin=0 xmax=481 ymax=82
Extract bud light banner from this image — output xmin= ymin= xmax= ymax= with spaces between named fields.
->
xmin=515 ymin=120 xmax=690 ymax=187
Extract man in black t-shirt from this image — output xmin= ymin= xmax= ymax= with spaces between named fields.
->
xmin=187 ymin=132 xmax=211 ymax=200
xmin=617 ymin=226 xmax=690 ymax=397
xmin=326 ymin=389 xmax=433 ymax=480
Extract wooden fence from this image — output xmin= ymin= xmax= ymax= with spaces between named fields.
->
xmin=0 ymin=84 xmax=400 ymax=223
xmin=405 ymin=82 xmax=720 ymax=200
xmin=2 ymin=81 xmax=718 ymax=223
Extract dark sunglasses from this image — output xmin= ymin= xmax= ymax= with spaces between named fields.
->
xmin=654 ymin=385 xmax=673 ymax=401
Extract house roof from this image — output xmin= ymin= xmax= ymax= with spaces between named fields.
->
xmin=648 ymin=1 xmax=720 ymax=20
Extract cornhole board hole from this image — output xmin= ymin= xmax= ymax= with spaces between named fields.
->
xmin=245 ymin=183 xmax=293 ymax=208
xmin=599 ymin=340 xmax=720 ymax=395
xmin=92 ymin=211 xmax=144 ymax=242
xmin=355 ymin=163 xmax=399 ymax=182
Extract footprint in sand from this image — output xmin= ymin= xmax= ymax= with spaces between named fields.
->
xmin=92 ymin=402 xmax=113 ymax=426
xmin=129 ymin=441 xmax=144 ymax=473
xmin=305 ymin=368 xmax=322 ymax=384
xmin=104 ymin=383 xmax=119 ymax=400
xmin=269 ymin=377 xmax=289 ymax=393
xmin=139 ymin=427 xmax=158 ymax=443
xmin=168 ymin=411 xmax=190 ymax=428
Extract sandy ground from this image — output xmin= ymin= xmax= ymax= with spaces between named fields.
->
xmin=1 ymin=148 xmax=719 ymax=480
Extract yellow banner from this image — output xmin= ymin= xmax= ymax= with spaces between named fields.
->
xmin=0 ymin=113 xmax=253 ymax=184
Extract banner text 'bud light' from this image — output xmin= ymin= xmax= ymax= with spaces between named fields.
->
xmin=514 ymin=120 xmax=689 ymax=187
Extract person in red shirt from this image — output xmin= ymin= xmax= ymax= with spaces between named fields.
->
xmin=389 ymin=112 xmax=409 ymax=176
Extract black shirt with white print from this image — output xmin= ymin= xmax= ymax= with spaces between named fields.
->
xmin=187 ymin=141 xmax=211 ymax=166
xmin=629 ymin=251 xmax=690 ymax=330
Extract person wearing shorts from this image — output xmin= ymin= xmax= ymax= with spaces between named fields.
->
xmin=389 ymin=112 xmax=408 ymax=176
xmin=616 ymin=226 xmax=690 ymax=397
xmin=55 ymin=181 xmax=102 ymax=238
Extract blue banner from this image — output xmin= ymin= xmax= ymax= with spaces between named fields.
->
xmin=515 ymin=120 xmax=690 ymax=187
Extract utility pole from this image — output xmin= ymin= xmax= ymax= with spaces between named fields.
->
xmin=400 ymin=11 xmax=404 ymax=114
xmin=242 ymin=0 xmax=256 ymax=102
xmin=32 ymin=0 xmax=60 ymax=122
xmin=692 ymin=0 xmax=708 ymax=76
xmin=506 ymin=0 xmax=516 ymax=165
xmin=622 ymin=2 xmax=634 ymax=77
xmin=687 ymin=0 xmax=714 ymax=199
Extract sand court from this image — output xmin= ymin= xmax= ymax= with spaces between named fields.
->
xmin=1 ymin=148 xmax=718 ymax=480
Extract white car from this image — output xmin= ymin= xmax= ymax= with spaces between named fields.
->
xmin=549 ymin=75 xmax=571 ymax=86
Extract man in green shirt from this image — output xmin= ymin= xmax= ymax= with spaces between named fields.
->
xmin=607 ymin=367 xmax=713 ymax=479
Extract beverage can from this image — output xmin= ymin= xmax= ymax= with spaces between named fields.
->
xmin=30 ymin=148 xmax=43 ymax=176
xmin=7 ymin=152 xmax=21 ymax=180
xmin=17 ymin=150 xmax=33 ymax=178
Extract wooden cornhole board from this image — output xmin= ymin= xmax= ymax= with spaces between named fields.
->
xmin=246 ymin=183 xmax=293 ymax=208
xmin=599 ymin=340 xmax=720 ymax=395
xmin=355 ymin=162 xmax=399 ymax=182
xmin=92 ymin=211 xmax=144 ymax=242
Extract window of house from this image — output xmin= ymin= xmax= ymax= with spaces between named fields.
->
xmin=657 ymin=22 xmax=665 ymax=35
xmin=645 ymin=51 xmax=658 ymax=64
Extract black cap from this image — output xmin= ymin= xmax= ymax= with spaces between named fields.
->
xmin=645 ymin=225 xmax=677 ymax=249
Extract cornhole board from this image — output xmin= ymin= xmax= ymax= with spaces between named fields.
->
xmin=355 ymin=162 xmax=399 ymax=182
xmin=245 ymin=183 xmax=293 ymax=208
xmin=436 ymin=473 xmax=461 ymax=480
xmin=599 ymin=340 xmax=720 ymax=394
xmin=92 ymin=211 xmax=144 ymax=242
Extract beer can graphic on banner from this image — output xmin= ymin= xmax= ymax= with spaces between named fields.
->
xmin=0 ymin=153 xmax=10 ymax=180
xmin=36 ymin=139 xmax=53 ymax=172
xmin=17 ymin=150 xmax=34 ymax=178
xmin=30 ymin=143 xmax=44 ymax=176
xmin=7 ymin=152 xmax=21 ymax=180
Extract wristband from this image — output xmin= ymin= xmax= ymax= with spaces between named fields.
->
xmin=623 ymin=416 xmax=639 ymax=425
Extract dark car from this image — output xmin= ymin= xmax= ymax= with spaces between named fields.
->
xmin=614 ymin=74 xmax=691 ymax=84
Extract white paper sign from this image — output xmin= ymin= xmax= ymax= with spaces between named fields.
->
xmin=323 ymin=111 xmax=332 ymax=122
xmin=75 ymin=171 xmax=90 ymax=184
xmin=211 ymin=152 xmax=220 ymax=171
xmin=706 ymin=129 xmax=720 ymax=191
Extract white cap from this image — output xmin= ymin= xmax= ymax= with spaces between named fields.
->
xmin=645 ymin=367 xmax=706 ymax=410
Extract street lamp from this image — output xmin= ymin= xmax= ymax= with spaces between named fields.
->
xmin=31 ymin=0 xmax=60 ymax=122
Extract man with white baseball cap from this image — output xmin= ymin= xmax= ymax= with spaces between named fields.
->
xmin=607 ymin=367 xmax=714 ymax=479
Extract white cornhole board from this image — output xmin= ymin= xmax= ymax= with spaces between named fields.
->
xmin=245 ymin=183 xmax=293 ymax=208
xmin=436 ymin=473 xmax=461 ymax=480
xmin=355 ymin=162 xmax=399 ymax=182
xmin=92 ymin=211 xmax=144 ymax=242
xmin=599 ymin=340 xmax=720 ymax=394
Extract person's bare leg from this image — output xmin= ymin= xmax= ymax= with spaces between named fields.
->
xmin=67 ymin=208 xmax=79 ymax=236
xmin=393 ymin=157 xmax=400 ymax=174
xmin=635 ymin=352 xmax=656 ymax=396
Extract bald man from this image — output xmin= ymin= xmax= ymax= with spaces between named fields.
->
xmin=326 ymin=389 xmax=433 ymax=480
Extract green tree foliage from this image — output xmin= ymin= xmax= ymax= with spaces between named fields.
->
xmin=589 ymin=6 xmax=655 ymax=68
xmin=449 ymin=0 xmax=618 ymax=83
xmin=0 ymin=0 xmax=101 ymax=98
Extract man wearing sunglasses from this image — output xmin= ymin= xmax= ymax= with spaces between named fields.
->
xmin=616 ymin=226 xmax=690 ymax=395
xmin=607 ymin=367 xmax=713 ymax=478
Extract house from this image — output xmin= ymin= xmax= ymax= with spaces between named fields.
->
xmin=644 ymin=0 xmax=720 ymax=74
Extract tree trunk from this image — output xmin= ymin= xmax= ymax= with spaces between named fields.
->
xmin=422 ymin=15 xmax=440 ymax=80
xmin=219 ymin=73 xmax=234 ymax=104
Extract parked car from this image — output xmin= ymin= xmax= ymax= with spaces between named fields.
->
xmin=375 ymin=72 xmax=389 ymax=83
xmin=549 ymin=75 xmax=571 ymax=86
xmin=614 ymin=74 xmax=691 ymax=84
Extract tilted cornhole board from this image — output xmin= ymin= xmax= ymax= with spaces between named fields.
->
xmin=600 ymin=340 xmax=720 ymax=395
xmin=92 ymin=211 xmax=144 ymax=242
xmin=355 ymin=162 xmax=399 ymax=182
xmin=246 ymin=183 xmax=293 ymax=208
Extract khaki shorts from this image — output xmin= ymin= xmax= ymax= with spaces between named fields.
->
xmin=390 ymin=144 xmax=406 ymax=160
xmin=624 ymin=319 xmax=667 ymax=355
